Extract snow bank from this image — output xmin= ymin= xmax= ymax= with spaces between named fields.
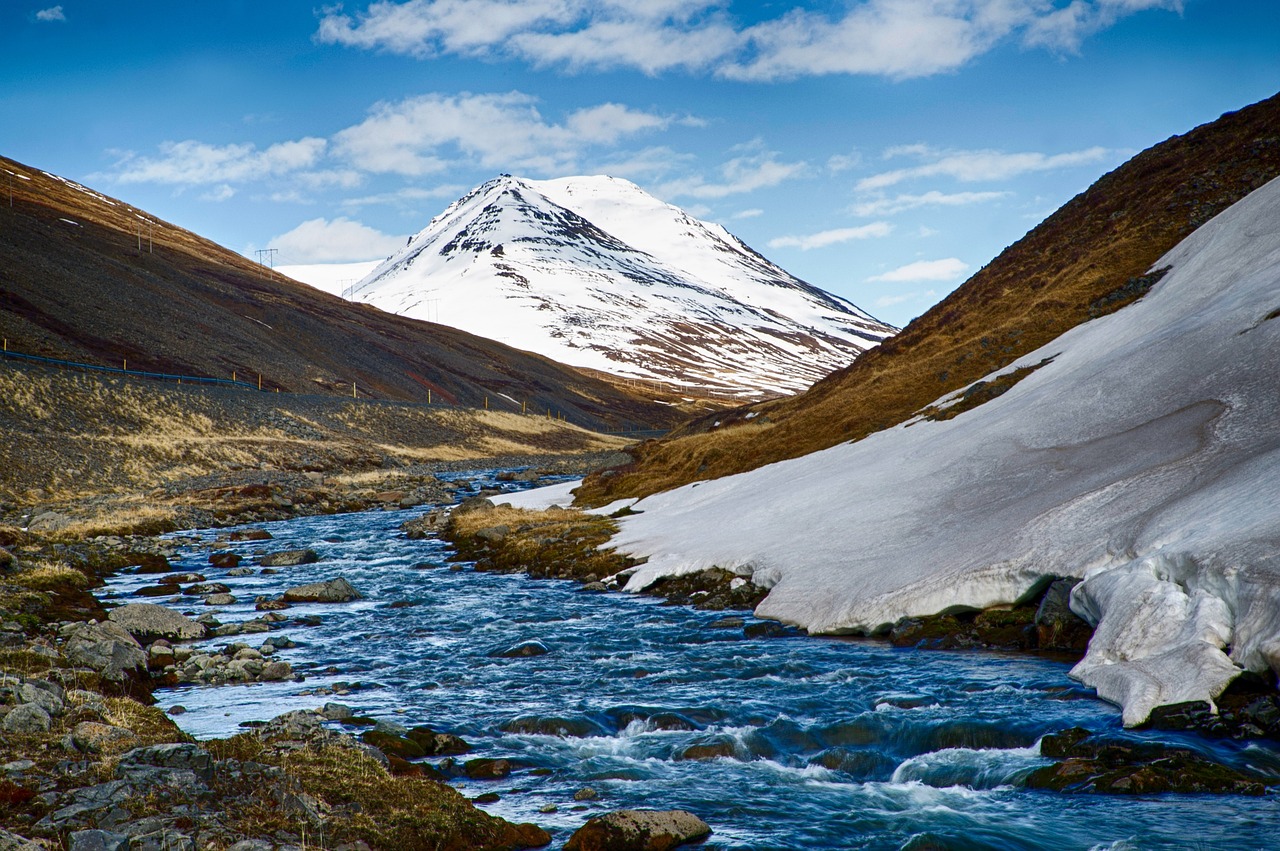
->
xmin=609 ymin=176 xmax=1280 ymax=725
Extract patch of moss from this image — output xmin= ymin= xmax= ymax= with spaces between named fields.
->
xmin=919 ymin=357 xmax=1055 ymax=423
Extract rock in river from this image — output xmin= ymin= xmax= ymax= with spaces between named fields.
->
xmin=564 ymin=809 xmax=712 ymax=851
xmin=281 ymin=577 xmax=363 ymax=603
xmin=259 ymin=549 xmax=320 ymax=567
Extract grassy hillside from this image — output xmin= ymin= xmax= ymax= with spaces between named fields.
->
xmin=0 ymin=154 xmax=680 ymax=433
xmin=576 ymin=91 xmax=1280 ymax=505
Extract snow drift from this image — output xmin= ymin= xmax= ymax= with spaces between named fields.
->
xmin=607 ymin=175 xmax=1280 ymax=726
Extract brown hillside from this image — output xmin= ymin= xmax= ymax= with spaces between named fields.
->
xmin=577 ymin=91 xmax=1280 ymax=505
xmin=0 ymin=155 xmax=679 ymax=433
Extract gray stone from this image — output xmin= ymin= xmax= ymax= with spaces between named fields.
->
xmin=282 ymin=577 xmax=363 ymax=603
xmin=108 ymin=604 xmax=207 ymax=643
xmin=16 ymin=682 xmax=63 ymax=716
xmin=320 ymin=702 xmax=352 ymax=721
xmin=27 ymin=510 xmax=71 ymax=532
xmin=67 ymin=829 xmax=129 ymax=851
xmin=129 ymin=831 xmax=193 ymax=851
xmin=564 ymin=810 xmax=712 ymax=851
xmin=2 ymin=703 xmax=51 ymax=734
xmin=0 ymin=829 xmax=51 ymax=850
xmin=493 ymin=639 xmax=550 ymax=658
xmin=62 ymin=624 xmax=147 ymax=682
xmin=116 ymin=744 xmax=214 ymax=783
xmin=260 ymin=549 xmax=320 ymax=567
xmin=203 ymin=593 xmax=237 ymax=606
xmin=70 ymin=722 xmax=140 ymax=755
xmin=226 ymin=842 xmax=274 ymax=851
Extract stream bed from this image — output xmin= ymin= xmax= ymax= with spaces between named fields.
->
xmin=99 ymin=469 xmax=1280 ymax=850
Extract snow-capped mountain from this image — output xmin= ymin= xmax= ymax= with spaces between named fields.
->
xmin=348 ymin=175 xmax=896 ymax=398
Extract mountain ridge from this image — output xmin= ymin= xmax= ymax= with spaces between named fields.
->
xmin=347 ymin=174 xmax=896 ymax=399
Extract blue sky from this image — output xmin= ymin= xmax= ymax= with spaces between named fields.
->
xmin=4 ymin=1 xmax=1278 ymax=326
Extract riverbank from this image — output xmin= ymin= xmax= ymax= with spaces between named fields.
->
xmin=0 ymin=452 xmax=629 ymax=850
xmin=439 ymin=497 xmax=1280 ymax=794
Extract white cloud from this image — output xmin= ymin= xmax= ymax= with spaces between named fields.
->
xmin=768 ymin=222 xmax=892 ymax=250
xmin=827 ymin=151 xmax=862 ymax=173
xmin=200 ymin=184 xmax=236 ymax=202
xmin=35 ymin=6 xmax=65 ymax=22
xmin=659 ymin=144 xmax=806 ymax=199
xmin=857 ymin=145 xmax=1113 ymax=191
xmin=850 ymin=189 xmax=1009 ymax=217
xmin=732 ymin=208 xmax=764 ymax=219
xmin=109 ymin=138 xmax=327 ymax=185
xmin=595 ymin=146 xmax=694 ymax=180
xmin=316 ymin=0 xmax=1182 ymax=80
xmin=868 ymin=257 xmax=970 ymax=282
xmin=268 ymin=217 xmax=410 ymax=264
xmin=333 ymin=91 xmax=674 ymax=176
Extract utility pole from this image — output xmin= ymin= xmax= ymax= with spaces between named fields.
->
xmin=255 ymin=248 xmax=278 ymax=279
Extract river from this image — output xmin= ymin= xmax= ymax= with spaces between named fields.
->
xmin=99 ymin=468 xmax=1280 ymax=850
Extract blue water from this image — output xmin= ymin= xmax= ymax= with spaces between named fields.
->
xmin=100 ymin=469 xmax=1280 ymax=850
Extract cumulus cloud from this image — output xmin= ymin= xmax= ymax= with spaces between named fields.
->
xmin=316 ymin=0 xmax=1182 ymax=80
xmin=269 ymin=217 xmax=409 ymax=263
xmin=857 ymin=144 xmax=1113 ymax=191
xmin=850 ymin=189 xmax=1009 ymax=217
xmin=109 ymin=138 xmax=327 ymax=185
xmin=333 ymin=91 xmax=673 ymax=176
xmin=868 ymin=257 xmax=970 ymax=282
xmin=768 ymin=222 xmax=893 ymax=250
xmin=35 ymin=6 xmax=65 ymax=22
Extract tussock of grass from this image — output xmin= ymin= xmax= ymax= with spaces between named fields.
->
xmin=448 ymin=505 xmax=635 ymax=582
xmin=7 ymin=562 xmax=90 ymax=591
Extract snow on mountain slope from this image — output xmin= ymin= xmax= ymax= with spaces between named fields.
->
xmin=606 ymin=175 xmax=1280 ymax=727
xmin=279 ymin=260 xmax=380 ymax=297
xmin=349 ymin=175 xmax=895 ymax=398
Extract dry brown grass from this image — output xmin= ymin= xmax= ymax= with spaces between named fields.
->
xmin=577 ymin=92 xmax=1280 ymax=506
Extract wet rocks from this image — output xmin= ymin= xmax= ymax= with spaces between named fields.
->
xmin=258 ymin=548 xmax=319 ymax=567
xmin=492 ymin=639 xmax=550 ymax=658
xmin=1034 ymin=578 xmax=1093 ymax=653
xmin=281 ymin=577 xmax=362 ymax=603
xmin=644 ymin=568 xmax=768 ymax=611
xmin=401 ymin=510 xmax=448 ymax=539
xmin=563 ymin=809 xmax=711 ymax=851
xmin=1026 ymin=727 xmax=1268 ymax=795
xmin=407 ymin=725 xmax=470 ymax=756
xmin=106 ymin=604 xmax=206 ymax=644
xmin=208 ymin=551 xmax=241 ymax=568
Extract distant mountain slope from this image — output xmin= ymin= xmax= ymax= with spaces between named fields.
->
xmin=349 ymin=175 xmax=896 ymax=399
xmin=0 ymin=156 xmax=679 ymax=432
xmin=577 ymin=91 xmax=1280 ymax=505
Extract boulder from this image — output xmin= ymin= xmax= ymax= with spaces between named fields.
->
xmin=70 ymin=722 xmax=141 ymax=755
xmin=61 ymin=622 xmax=147 ymax=681
xmin=401 ymin=510 xmax=447 ymax=539
xmin=493 ymin=640 xmax=550 ymax=658
xmin=68 ymin=830 xmax=130 ymax=851
xmin=281 ymin=577 xmax=363 ymax=603
xmin=108 ymin=604 xmax=207 ymax=643
xmin=208 ymin=552 xmax=241 ymax=568
xmin=203 ymin=593 xmax=237 ymax=606
xmin=228 ymin=529 xmax=272 ymax=541
xmin=259 ymin=549 xmax=320 ymax=567
xmin=564 ymin=810 xmax=712 ymax=851
xmin=1 ymin=703 xmax=51 ymax=734
xmin=406 ymin=726 xmax=470 ymax=755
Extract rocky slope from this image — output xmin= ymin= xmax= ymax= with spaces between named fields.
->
xmin=344 ymin=175 xmax=896 ymax=399
xmin=576 ymin=90 xmax=1280 ymax=505
xmin=0 ymin=156 xmax=677 ymax=433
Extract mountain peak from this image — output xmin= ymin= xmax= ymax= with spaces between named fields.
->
xmin=354 ymin=175 xmax=896 ymax=398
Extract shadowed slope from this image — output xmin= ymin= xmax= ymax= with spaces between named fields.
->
xmin=576 ymin=91 xmax=1280 ymax=505
xmin=0 ymin=155 xmax=679 ymax=433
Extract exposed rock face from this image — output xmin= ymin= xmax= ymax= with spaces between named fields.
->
xmin=281 ymin=577 xmax=363 ymax=603
xmin=259 ymin=549 xmax=319 ymax=567
xmin=107 ymin=604 xmax=207 ymax=643
xmin=564 ymin=809 xmax=712 ymax=851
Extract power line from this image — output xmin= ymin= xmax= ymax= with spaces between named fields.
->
xmin=255 ymin=248 xmax=278 ymax=280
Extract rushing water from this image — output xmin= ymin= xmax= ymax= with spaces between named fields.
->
xmin=100 ymin=469 xmax=1280 ymax=850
